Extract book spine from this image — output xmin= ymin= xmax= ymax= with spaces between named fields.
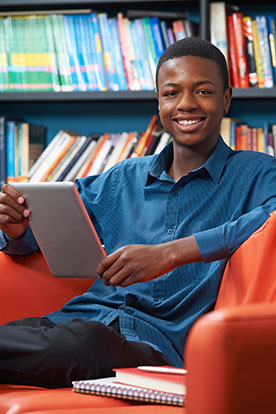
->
xmin=117 ymin=13 xmax=135 ymax=90
xmin=210 ymin=2 xmax=228 ymax=64
xmin=108 ymin=17 xmax=127 ymax=90
xmin=251 ymin=18 xmax=265 ymax=88
xmin=90 ymin=12 xmax=107 ymax=91
xmin=267 ymin=15 xmax=276 ymax=85
xmin=6 ymin=121 xmax=16 ymax=183
xmin=0 ymin=115 xmax=7 ymax=186
xmin=80 ymin=14 xmax=97 ymax=91
xmin=226 ymin=15 xmax=240 ymax=88
xmin=172 ymin=20 xmax=186 ymax=41
xmin=256 ymin=16 xmax=274 ymax=88
xmin=242 ymin=16 xmax=258 ymax=87
xmin=232 ymin=12 xmax=250 ymax=88
xmin=149 ymin=17 xmax=165 ymax=62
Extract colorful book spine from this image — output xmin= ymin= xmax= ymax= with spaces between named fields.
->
xmin=80 ymin=15 xmax=97 ymax=91
xmin=108 ymin=17 xmax=127 ymax=90
xmin=251 ymin=18 xmax=265 ymax=88
xmin=242 ymin=16 xmax=258 ymax=87
xmin=256 ymin=16 xmax=274 ymax=88
xmin=149 ymin=17 xmax=165 ymax=61
xmin=134 ymin=18 xmax=155 ymax=89
xmin=172 ymin=20 xmax=186 ymax=41
xmin=226 ymin=15 xmax=240 ymax=88
xmin=232 ymin=12 xmax=250 ymax=88
xmin=210 ymin=2 xmax=228 ymax=64
xmin=266 ymin=15 xmax=276 ymax=85
xmin=142 ymin=17 xmax=158 ymax=82
xmin=6 ymin=121 xmax=16 ymax=183
xmin=0 ymin=115 xmax=7 ymax=186
xmin=98 ymin=12 xmax=120 ymax=91
xmin=0 ymin=18 xmax=8 ymax=91
xmin=90 ymin=12 xmax=108 ymax=91
xmin=117 ymin=12 xmax=135 ymax=90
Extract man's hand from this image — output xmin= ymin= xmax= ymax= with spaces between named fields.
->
xmin=0 ymin=184 xmax=30 ymax=239
xmin=97 ymin=236 xmax=202 ymax=287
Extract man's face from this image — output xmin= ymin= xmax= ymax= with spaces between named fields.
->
xmin=156 ymin=55 xmax=232 ymax=153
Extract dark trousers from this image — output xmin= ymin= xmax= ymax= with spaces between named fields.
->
xmin=0 ymin=317 xmax=169 ymax=388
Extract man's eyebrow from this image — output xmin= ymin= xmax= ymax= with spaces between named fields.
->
xmin=160 ymin=80 xmax=216 ymax=89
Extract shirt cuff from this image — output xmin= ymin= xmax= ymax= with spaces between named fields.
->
xmin=0 ymin=226 xmax=39 ymax=255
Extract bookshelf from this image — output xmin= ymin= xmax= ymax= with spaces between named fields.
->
xmin=0 ymin=0 xmax=203 ymax=144
xmin=0 ymin=0 xmax=275 ymax=150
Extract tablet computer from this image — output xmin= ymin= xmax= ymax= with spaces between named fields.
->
xmin=11 ymin=182 xmax=106 ymax=278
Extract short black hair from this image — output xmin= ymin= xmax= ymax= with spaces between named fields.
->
xmin=155 ymin=37 xmax=229 ymax=92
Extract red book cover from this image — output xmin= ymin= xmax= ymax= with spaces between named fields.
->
xmin=251 ymin=127 xmax=258 ymax=152
xmin=232 ymin=12 xmax=250 ymax=88
xmin=113 ymin=366 xmax=186 ymax=395
xmin=227 ymin=15 xmax=240 ymax=88
xmin=235 ymin=125 xmax=242 ymax=150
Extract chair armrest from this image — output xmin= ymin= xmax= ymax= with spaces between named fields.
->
xmin=0 ymin=251 xmax=93 ymax=324
xmin=185 ymin=303 xmax=276 ymax=414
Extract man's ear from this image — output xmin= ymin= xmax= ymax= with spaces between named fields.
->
xmin=223 ymin=86 xmax=232 ymax=115
xmin=155 ymin=89 xmax=160 ymax=112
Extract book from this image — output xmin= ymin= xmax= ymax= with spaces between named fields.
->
xmin=210 ymin=2 xmax=228 ymax=64
xmin=114 ymin=366 xmax=186 ymax=396
xmin=72 ymin=376 xmax=185 ymax=407
xmin=267 ymin=15 xmax=276 ymax=84
xmin=256 ymin=16 xmax=274 ymax=88
xmin=6 ymin=120 xmax=17 ymax=183
xmin=251 ymin=18 xmax=265 ymax=88
xmin=0 ymin=115 xmax=7 ymax=186
xmin=172 ymin=20 xmax=186 ymax=41
xmin=232 ymin=12 xmax=250 ymax=88
xmin=242 ymin=16 xmax=258 ymax=87
xmin=226 ymin=15 xmax=240 ymax=88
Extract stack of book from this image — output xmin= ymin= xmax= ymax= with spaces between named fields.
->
xmin=27 ymin=115 xmax=171 ymax=182
xmin=0 ymin=10 xmax=198 ymax=92
xmin=210 ymin=2 xmax=276 ymax=88
xmin=0 ymin=116 xmax=46 ymax=187
xmin=72 ymin=365 xmax=186 ymax=406
xmin=220 ymin=117 xmax=276 ymax=155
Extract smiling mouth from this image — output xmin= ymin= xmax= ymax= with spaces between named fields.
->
xmin=176 ymin=118 xmax=204 ymax=126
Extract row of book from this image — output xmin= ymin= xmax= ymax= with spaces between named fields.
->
xmin=220 ymin=117 xmax=276 ymax=156
xmin=0 ymin=10 xmax=198 ymax=92
xmin=0 ymin=117 xmax=46 ymax=187
xmin=0 ymin=115 xmax=172 ymax=184
xmin=210 ymin=2 xmax=276 ymax=88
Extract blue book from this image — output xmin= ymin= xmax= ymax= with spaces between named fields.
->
xmin=256 ymin=16 xmax=274 ymax=88
xmin=129 ymin=19 xmax=147 ymax=90
xmin=63 ymin=15 xmax=85 ymax=91
xmin=90 ymin=12 xmax=108 ymax=91
xmin=74 ymin=15 xmax=90 ymax=90
xmin=108 ymin=17 xmax=127 ymax=90
xmin=98 ymin=12 xmax=119 ymax=91
xmin=149 ymin=17 xmax=165 ymax=61
xmin=6 ymin=121 xmax=16 ymax=183
xmin=135 ymin=19 xmax=155 ymax=89
xmin=267 ymin=15 xmax=276 ymax=85
xmin=80 ymin=14 xmax=97 ymax=90
xmin=0 ymin=115 xmax=7 ymax=187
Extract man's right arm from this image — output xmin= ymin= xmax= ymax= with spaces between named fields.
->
xmin=0 ymin=184 xmax=39 ymax=255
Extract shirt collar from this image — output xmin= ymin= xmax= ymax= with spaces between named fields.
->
xmin=146 ymin=136 xmax=230 ymax=186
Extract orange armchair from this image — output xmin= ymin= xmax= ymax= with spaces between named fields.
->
xmin=1 ymin=210 xmax=276 ymax=414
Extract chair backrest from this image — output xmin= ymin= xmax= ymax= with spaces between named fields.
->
xmin=215 ymin=209 xmax=276 ymax=309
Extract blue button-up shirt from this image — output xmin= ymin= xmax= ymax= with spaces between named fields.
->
xmin=1 ymin=137 xmax=276 ymax=367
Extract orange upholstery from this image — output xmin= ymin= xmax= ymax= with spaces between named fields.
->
xmin=185 ymin=210 xmax=276 ymax=414
xmin=0 ymin=251 xmax=93 ymax=324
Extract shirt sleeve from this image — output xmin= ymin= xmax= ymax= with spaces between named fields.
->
xmin=195 ymin=196 xmax=276 ymax=263
xmin=0 ymin=226 xmax=39 ymax=256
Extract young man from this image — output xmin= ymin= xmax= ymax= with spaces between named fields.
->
xmin=1 ymin=38 xmax=276 ymax=388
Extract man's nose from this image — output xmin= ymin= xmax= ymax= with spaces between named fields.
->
xmin=176 ymin=91 xmax=197 ymax=110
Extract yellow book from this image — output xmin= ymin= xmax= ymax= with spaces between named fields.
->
xmin=252 ymin=19 xmax=265 ymax=88
xmin=257 ymin=128 xmax=265 ymax=153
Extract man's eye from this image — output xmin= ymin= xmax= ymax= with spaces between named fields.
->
xmin=164 ymin=91 xmax=176 ymax=97
xmin=197 ymin=90 xmax=212 ymax=95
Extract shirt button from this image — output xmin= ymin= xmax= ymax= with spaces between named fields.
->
xmin=172 ymin=191 xmax=179 ymax=197
xmin=168 ymin=228 xmax=173 ymax=234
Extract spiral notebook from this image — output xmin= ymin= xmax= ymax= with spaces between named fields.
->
xmin=72 ymin=377 xmax=185 ymax=406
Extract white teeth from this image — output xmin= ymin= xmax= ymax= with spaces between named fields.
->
xmin=178 ymin=119 xmax=200 ymax=126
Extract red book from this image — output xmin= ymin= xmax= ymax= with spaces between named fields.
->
xmin=113 ymin=366 xmax=186 ymax=395
xmin=227 ymin=15 xmax=240 ymax=88
xmin=235 ymin=125 xmax=242 ymax=150
xmin=232 ymin=12 xmax=250 ymax=88
xmin=251 ymin=127 xmax=258 ymax=152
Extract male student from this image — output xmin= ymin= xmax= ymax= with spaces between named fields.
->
xmin=1 ymin=37 xmax=276 ymax=388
